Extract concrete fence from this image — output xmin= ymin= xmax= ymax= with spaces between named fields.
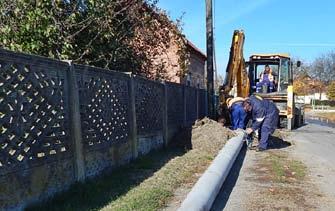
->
xmin=0 ymin=49 xmax=207 ymax=210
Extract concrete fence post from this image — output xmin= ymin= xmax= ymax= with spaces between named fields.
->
xmin=128 ymin=74 xmax=138 ymax=159
xmin=196 ymin=88 xmax=200 ymax=119
xmin=163 ymin=82 xmax=168 ymax=147
xmin=183 ymin=85 xmax=187 ymax=126
xmin=66 ymin=61 xmax=85 ymax=181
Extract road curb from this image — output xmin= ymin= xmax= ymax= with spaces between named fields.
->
xmin=178 ymin=130 xmax=246 ymax=211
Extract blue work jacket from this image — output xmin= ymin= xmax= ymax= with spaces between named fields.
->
xmin=249 ymin=95 xmax=279 ymax=131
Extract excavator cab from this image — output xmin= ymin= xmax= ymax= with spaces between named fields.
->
xmin=248 ymin=54 xmax=292 ymax=94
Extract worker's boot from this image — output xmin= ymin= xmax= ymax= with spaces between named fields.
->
xmin=246 ymin=136 xmax=253 ymax=149
xmin=256 ymin=147 xmax=266 ymax=152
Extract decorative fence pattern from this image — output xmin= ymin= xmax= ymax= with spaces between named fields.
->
xmin=76 ymin=65 xmax=131 ymax=150
xmin=198 ymin=89 xmax=207 ymax=118
xmin=135 ymin=77 xmax=164 ymax=135
xmin=0 ymin=52 xmax=72 ymax=176
xmin=166 ymin=82 xmax=184 ymax=127
xmin=0 ymin=48 xmax=207 ymax=210
xmin=185 ymin=86 xmax=198 ymax=125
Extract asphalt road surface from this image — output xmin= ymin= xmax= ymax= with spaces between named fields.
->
xmin=289 ymin=121 xmax=335 ymax=204
xmin=211 ymin=120 xmax=335 ymax=211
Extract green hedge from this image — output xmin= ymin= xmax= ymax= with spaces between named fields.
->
xmin=311 ymin=100 xmax=335 ymax=106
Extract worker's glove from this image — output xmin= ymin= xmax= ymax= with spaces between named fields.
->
xmin=246 ymin=128 xmax=253 ymax=135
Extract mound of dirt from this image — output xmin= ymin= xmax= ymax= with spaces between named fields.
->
xmin=192 ymin=118 xmax=236 ymax=154
xmin=171 ymin=118 xmax=236 ymax=154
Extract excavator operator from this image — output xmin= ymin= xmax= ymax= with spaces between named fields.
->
xmin=256 ymin=65 xmax=275 ymax=93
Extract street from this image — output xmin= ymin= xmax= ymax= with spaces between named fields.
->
xmin=211 ymin=120 xmax=335 ymax=211
xmin=289 ymin=120 xmax=335 ymax=207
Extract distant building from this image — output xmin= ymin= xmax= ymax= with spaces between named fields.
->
xmin=183 ymin=41 xmax=207 ymax=89
xmin=181 ymin=41 xmax=207 ymax=89
xmin=139 ymin=6 xmax=207 ymax=88
xmin=294 ymin=73 xmax=328 ymax=103
xmin=296 ymin=93 xmax=328 ymax=104
xmin=163 ymin=40 xmax=206 ymax=89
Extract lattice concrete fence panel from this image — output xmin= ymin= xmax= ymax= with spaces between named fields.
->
xmin=0 ymin=50 xmax=75 ymax=210
xmin=166 ymin=82 xmax=184 ymax=140
xmin=185 ymin=86 xmax=198 ymax=125
xmin=167 ymin=82 xmax=184 ymax=126
xmin=75 ymin=65 xmax=133 ymax=178
xmin=0 ymin=48 xmax=208 ymax=210
xmin=198 ymin=89 xmax=207 ymax=119
xmin=134 ymin=76 xmax=165 ymax=155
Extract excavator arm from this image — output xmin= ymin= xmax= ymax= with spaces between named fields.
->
xmin=222 ymin=30 xmax=249 ymax=97
xmin=218 ymin=30 xmax=250 ymax=122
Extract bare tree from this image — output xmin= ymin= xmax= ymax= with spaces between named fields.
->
xmin=291 ymin=58 xmax=311 ymax=79
xmin=308 ymin=51 xmax=335 ymax=99
xmin=311 ymin=52 xmax=335 ymax=84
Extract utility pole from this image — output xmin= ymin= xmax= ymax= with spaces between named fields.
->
xmin=206 ymin=0 xmax=214 ymax=118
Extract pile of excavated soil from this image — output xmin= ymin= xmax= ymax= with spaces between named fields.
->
xmin=191 ymin=118 xmax=236 ymax=154
xmin=171 ymin=117 xmax=236 ymax=155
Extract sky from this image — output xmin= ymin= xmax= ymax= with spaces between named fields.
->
xmin=157 ymin=0 xmax=335 ymax=76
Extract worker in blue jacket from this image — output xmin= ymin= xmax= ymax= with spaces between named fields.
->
xmin=242 ymin=95 xmax=279 ymax=151
xmin=227 ymin=97 xmax=248 ymax=130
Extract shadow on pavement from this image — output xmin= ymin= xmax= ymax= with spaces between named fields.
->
xmin=267 ymin=135 xmax=291 ymax=149
xmin=210 ymin=145 xmax=247 ymax=211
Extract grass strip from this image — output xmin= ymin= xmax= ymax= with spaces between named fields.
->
xmin=266 ymin=152 xmax=306 ymax=183
xmin=27 ymin=146 xmax=219 ymax=211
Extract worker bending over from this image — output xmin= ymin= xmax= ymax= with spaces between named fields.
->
xmin=242 ymin=95 xmax=279 ymax=151
xmin=227 ymin=97 xmax=248 ymax=130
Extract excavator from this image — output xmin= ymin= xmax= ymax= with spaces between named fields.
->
xmin=219 ymin=30 xmax=304 ymax=130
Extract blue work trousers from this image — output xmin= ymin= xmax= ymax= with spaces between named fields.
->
xmin=256 ymin=81 xmax=274 ymax=93
xmin=258 ymin=111 xmax=279 ymax=149
xmin=231 ymin=103 xmax=247 ymax=130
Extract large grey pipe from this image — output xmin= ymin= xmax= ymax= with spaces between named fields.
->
xmin=178 ymin=130 xmax=246 ymax=211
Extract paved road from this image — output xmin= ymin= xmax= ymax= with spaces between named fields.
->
xmin=289 ymin=121 xmax=335 ymax=204
xmin=211 ymin=121 xmax=335 ymax=211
